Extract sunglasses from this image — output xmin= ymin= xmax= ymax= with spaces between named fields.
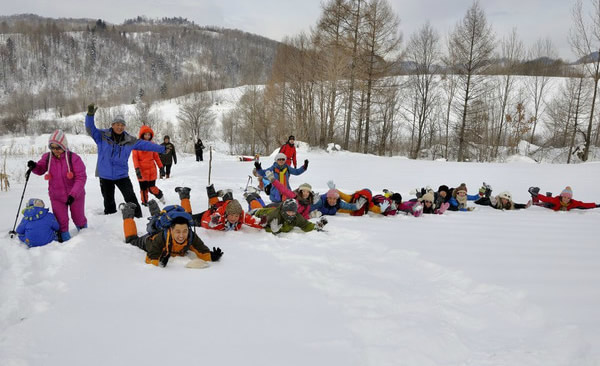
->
xmin=50 ymin=145 xmax=63 ymax=151
xmin=457 ymin=191 xmax=467 ymax=195
xmin=277 ymin=158 xmax=285 ymax=161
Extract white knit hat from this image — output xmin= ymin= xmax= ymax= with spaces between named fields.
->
xmin=275 ymin=153 xmax=286 ymax=162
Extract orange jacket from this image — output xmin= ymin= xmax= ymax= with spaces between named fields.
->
xmin=200 ymin=201 xmax=264 ymax=231
xmin=132 ymin=125 xmax=163 ymax=181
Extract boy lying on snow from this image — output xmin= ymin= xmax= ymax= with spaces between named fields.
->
xmin=528 ymin=186 xmax=599 ymax=211
xmin=120 ymin=202 xmax=223 ymax=267
xmin=253 ymin=199 xmax=328 ymax=234
xmin=174 ymin=185 xmax=265 ymax=231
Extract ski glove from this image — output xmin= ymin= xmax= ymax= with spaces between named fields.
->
xmin=309 ymin=210 xmax=322 ymax=218
xmin=528 ymin=187 xmax=540 ymax=197
xmin=135 ymin=168 xmax=142 ymax=180
xmin=327 ymin=180 xmax=336 ymax=190
xmin=27 ymin=160 xmax=36 ymax=170
xmin=269 ymin=218 xmax=283 ymax=233
xmin=379 ymin=200 xmax=390 ymax=213
xmin=315 ymin=217 xmax=328 ymax=231
xmin=596 ymin=204 xmax=600 ymax=208
xmin=210 ymin=247 xmax=224 ymax=261
xmin=254 ymin=161 xmax=262 ymax=171
xmin=66 ymin=195 xmax=75 ymax=206
xmin=265 ymin=170 xmax=275 ymax=182
xmin=303 ymin=159 xmax=309 ymax=170
xmin=87 ymin=104 xmax=98 ymax=116
xmin=210 ymin=214 xmax=221 ymax=227
xmin=356 ymin=197 xmax=368 ymax=209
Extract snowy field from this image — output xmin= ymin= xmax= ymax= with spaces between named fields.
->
xmin=1 ymin=138 xmax=600 ymax=366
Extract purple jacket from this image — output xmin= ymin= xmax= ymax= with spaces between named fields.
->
xmin=32 ymin=151 xmax=87 ymax=202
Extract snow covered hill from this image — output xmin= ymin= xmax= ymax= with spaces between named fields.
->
xmin=1 ymin=140 xmax=600 ymax=365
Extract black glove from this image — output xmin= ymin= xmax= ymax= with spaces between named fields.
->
xmin=135 ymin=168 xmax=142 ymax=180
xmin=596 ymin=204 xmax=600 ymax=208
xmin=27 ymin=160 xmax=36 ymax=170
xmin=528 ymin=187 xmax=540 ymax=197
xmin=303 ymin=159 xmax=309 ymax=170
xmin=87 ymin=104 xmax=98 ymax=116
xmin=66 ymin=195 xmax=74 ymax=206
xmin=254 ymin=161 xmax=262 ymax=171
xmin=210 ymin=247 xmax=224 ymax=261
xmin=159 ymin=252 xmax=170 ymax=268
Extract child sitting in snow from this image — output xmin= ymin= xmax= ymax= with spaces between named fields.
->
xmin=15 ymin=198 xmax=60 ymax=247
xmin=528 ymin=186 xmax=598 ymax=211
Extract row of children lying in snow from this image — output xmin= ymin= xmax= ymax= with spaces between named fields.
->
xmin=17 ymin=178 xmax=600 ymax=264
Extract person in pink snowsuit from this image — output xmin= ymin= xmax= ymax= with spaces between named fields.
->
xmin=27 ymin=130 xmax=87 ymax=242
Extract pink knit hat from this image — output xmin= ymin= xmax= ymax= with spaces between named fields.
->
xmin=560 ymin=186 xmax=573 ymax=199
xmin=326 ymin=189 xmax=339 ymax=199
xmin=46 ymin=130 xmax=73 ymax=180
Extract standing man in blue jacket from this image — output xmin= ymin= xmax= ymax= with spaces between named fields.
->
xmin=85 ymin=104 xmax=165 ymax=218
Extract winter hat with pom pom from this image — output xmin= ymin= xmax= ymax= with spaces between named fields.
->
xmin=46 ymin=130 xmax=73 ymax=180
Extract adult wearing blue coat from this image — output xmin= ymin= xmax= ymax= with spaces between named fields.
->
xmin=16 ymin=198 xmax=60 ymax=247
xmin=85 ymin=104 xmax=165 ymax=218
xmin=254 ymin=153 xmax=308 ymax=203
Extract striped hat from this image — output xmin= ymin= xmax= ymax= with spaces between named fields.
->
xmin=46 ymin=130 xmax=73 ymax=180
xmin=49 ymin=129 xmax=68 ymax=151
xmin=560 ymin=186 xmax=573 ymax=199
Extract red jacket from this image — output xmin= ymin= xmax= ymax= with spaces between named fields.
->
xmin=279 ymin=143 xmax=297 ymax=168
xmin=132 ymin=126 xmax=163 ymax=181
xmin=537 ymin=194 xmax=596 ymax=211
xmin=200 ymin=201 xmax=264 ymax=231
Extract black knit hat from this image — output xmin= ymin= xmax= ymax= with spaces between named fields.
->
xmin=391 ymin=193 xmax=402 ymax=204
xmin=288 ymin=135 xmax=295 ymax=141
xmin=438 ymin=185 xmax=449 ymax=194
xmin=164 ymin=135 xmax=170 ymax=140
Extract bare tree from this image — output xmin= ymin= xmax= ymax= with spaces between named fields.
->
xmin=525 ymin=38 xmax=556 ymax=145
xmin=176 ymin=95 xmax=215 ymax=142
xmin=570 ymin=0 xmax=600 ymax=161
xmin=406 ymin=21 xmax=440 ymax=159
xmin=447 ymin=1 xmax=495 ymax=161
xmin=493 ymin=29 xmax=524 ymax=158
xmin=342 ymin=0 xmax=363 ymax=150
xmin=359 ymin=0 xmax=402 ymax=153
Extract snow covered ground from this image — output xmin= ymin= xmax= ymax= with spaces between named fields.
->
xmin=1 ymin=138 xmax=600 ymax=365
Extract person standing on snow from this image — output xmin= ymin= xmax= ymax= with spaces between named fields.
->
xmin=27 ymin=130 xmax=87 ymax=241
xmin=159 ymin=135 xmax=177 ymax=179
xmin=133 ymin=125 xmax=165 ymax=206
xmin=194 ymin=138 xmax=205 ymax=162
xmin=279 ymin=135 xmax=297 ymax=168
xmin=85 ymin=104 xmax=165 ymax=218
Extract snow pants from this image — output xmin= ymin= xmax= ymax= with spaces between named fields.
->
xmin=100 ymin=177 xmax=142 ymax=218
xmin=51 ymin=196 xmax=87 ymax=233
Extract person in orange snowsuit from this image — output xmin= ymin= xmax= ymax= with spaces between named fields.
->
xmin=132 ymin=125 xmax=165 ymax=206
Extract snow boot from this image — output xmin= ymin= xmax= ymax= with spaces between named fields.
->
xmin=175 ymin=187 xmax=191 ymax=200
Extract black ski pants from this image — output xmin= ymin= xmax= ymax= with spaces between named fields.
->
xmin=100 ymin=177 xmax=142 ymax=218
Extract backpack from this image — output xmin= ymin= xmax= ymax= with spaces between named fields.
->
xmin=146 ymin=205 xmax=194 ymax=236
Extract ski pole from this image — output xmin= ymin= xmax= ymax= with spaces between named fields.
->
xmin=9 ymin=169 xmax=32 ymax=238
xmin=244 ymin=175 xmax=252 ymax=191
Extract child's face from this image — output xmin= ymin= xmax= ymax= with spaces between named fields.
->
xmin=50 ymin=144 xmax=64 ymax=157
xmin=227 ymin=213 xmax=241 ymax=224
xmin=326 ymin=196 xmax=338 ymax=206
xmin=439 ymin=191 xmax=447 ymax=198
xmin=300 ymin=189 xmax=310 ymax=199
xmin=561 ymin=195 xmax=571 ymax=204
xmin=143 ymin=132 xmax=152 ymax=140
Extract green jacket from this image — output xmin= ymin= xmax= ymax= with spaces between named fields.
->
xmin=254 ymin=206 xmax=314 ymax=234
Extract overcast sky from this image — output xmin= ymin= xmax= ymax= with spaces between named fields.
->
xmin=2 ymin=0 xmax=579 ymax=61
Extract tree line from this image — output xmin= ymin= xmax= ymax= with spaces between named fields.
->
xmin=223 ymin=0 xmax=600 ymax=163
